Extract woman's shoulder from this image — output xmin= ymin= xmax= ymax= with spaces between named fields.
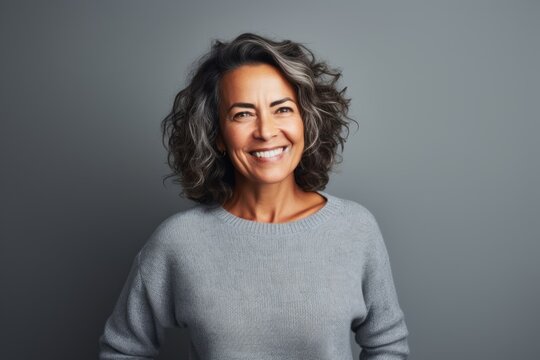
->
xmin=331 ymin=193 xmax=379 ymax=228
xmin=331 ymin=195 xmax=387 ymax=252
xmin=155 ymin=203 xmax=212 ymax=232
xmin=138 ymin=203 xmax=217 ymax=263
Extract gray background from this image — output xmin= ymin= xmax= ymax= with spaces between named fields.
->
xmin=1 ymin=0 xmax=538 ymax=359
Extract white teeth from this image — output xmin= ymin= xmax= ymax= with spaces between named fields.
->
xmin=251 ymin=146 xmax=285 ymax=158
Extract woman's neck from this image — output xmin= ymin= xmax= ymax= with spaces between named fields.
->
xmin=222 ymin=181 xmax=326 ymax=224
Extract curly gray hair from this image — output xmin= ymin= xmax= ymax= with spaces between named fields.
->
xmin=161 ymin=32 xmax=357 ymax=205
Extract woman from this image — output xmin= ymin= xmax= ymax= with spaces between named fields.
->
xmin=99 ymin=32 xmax=410 ymax=360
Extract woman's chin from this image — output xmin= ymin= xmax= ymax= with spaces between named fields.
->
xmin=241 ymin=170 xmax=296 ymax=186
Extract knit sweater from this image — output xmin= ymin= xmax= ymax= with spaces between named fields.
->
xmin=98 ymin=191 xmax=410 ymax=359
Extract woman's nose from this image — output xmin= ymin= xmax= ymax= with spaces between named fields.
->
xmin=253 ymin=110 xmax=278 ymax=140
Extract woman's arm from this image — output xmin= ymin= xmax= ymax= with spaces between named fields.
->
xmin=352 ymin=214 xmax=410 ymax=360
xmin=98 ymin=251 xmax=165 ymax=360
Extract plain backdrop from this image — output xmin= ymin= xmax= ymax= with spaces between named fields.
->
xmin=1 ymin=0 xmax=539 ymax=359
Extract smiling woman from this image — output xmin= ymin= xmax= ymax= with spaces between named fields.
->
xmin=215 ymin=63 xmax=306 ymax=208
xmin=98 ymin=32 xmax=410 ymax=360
xmin=159 ymin=33 xmax=356 ymax=210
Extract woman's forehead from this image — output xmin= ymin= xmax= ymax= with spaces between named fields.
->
xmin=220 ymin=64 xmax=296 ymax=102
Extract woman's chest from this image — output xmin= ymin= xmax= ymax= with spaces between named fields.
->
xmin=171 ymin=232 xmax=368 ymax=358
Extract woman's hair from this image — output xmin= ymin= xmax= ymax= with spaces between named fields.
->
xmin=161 ymin=32 xmax=357 ymax=205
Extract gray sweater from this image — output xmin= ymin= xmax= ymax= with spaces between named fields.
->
xmin=98 ymin=191 xmax=410 ymax=359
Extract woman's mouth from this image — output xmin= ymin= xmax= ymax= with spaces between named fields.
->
xmin=249 ymin=146 xmax=289 ymax=162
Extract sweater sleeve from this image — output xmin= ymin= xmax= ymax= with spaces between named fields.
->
xmin=98 ymin=251 xmax=165 ymax=359
xmin=352 ymin=214 xmax=410 ymax=360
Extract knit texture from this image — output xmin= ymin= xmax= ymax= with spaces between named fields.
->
xmin=98 ymin=191 xmax=410 ymax=359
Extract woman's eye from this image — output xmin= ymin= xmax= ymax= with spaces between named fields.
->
xmin=276 ymin=107 xmax=293 ymax=114
xmin=233 ymin=112 xmax=252 ymax=119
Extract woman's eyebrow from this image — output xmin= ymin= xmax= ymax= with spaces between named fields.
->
xmin=227 ymin=97 xmax=295 ymax=112
xmin=269 ymin=97 xmax=295 ymax=107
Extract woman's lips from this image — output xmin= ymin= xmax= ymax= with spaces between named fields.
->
xmin=249 ymin=145 xmax=286 ymax=153
xmin=249 ymin=145 xmax=289 ymax=163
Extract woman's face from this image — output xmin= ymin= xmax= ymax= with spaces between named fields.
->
xmin=217 ymin=63 xmax=304 ymax=187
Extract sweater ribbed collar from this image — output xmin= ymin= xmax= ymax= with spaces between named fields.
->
xmin=210 ymin=190 xmax=342 ymax=235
